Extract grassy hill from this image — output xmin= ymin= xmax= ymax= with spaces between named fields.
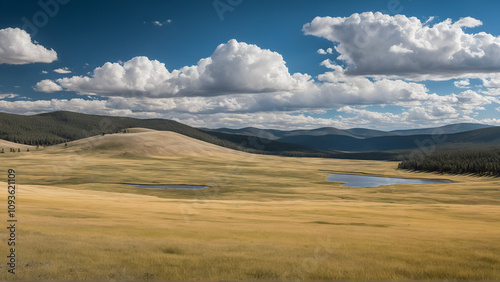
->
xmin=56 ymin=128 xmax=252 ymax=157
xmin=0 ymin=111 xmax=328 ymax=157
xmin=1 ymin=111 xmax=498 ymax=162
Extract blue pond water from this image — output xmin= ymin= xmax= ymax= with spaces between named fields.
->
xmin=326 ymin=174 xmax=450 ymax=187
xmin=123 ymin=184 xmax=209 ymax=189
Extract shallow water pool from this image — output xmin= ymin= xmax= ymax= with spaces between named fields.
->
xmin=326 ymin=174 xmax=450 ymax=187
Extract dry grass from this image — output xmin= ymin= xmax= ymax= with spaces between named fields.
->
xmin=49 ymin=129 xmax=249 ymax=157
xmin=0 ymin=130 xmax=499 ymax=280
xmin=0 ymin=140 xmax=34 ymax=150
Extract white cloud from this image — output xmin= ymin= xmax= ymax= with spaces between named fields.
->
xmin=0 ymin=98 xmax=130 ymax=117
xmin=424 ymin=16 xmax=435 ymax=25
xmin=0 ymin=28 xmax=57 ymax=65
xmin=336 ymin=104 xmax=500 ymax=129
xmin=57 ymin=39 xmax=309 ymax=98
xmin=481 ymin=88 xmax=500 ymax=96
xmin=0 ymin=92 xmax=497 ymax=130
xmin=46 ymin=38 xmax=499 ymax=129
xmin=54 ymin=60 xmax=440 ymax=114
xmin=172 ymin=112 xmax=348 ymax=130
xmin=34 ymin=79 xmax=63 ymax=93
xmin=454 ymin=89 xmax=497 ymax=110
xmin=389 ymin=44 xmax=413 ymax=54
xmin=12 ymin=37 xmax=498 ymax=130
xmin=317 ymin=47 xmax=333 ymax=55
xmin=41 ymin=70 xmax=48 ymax=74
xmin=303 ymin=12 xmax=500 ymax=80
xmin=53 ymin=67 xmax=72 ymax=74
xmin=454 ymin=79 xmax=470 ymax=88
xmin=152 ymin=19 xmax=172 ymax=27
xmin=53 ymin=40 xmax=447 ymax=112
xmin=481 ymin=74 xmax=500 ymax=88
xmin=315 ymin=59 xmax=432 ymax=106
xmin=0 ymin=94 xmax=18 ymax=99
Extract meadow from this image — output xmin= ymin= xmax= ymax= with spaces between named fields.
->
xmin=0 ymin=130 xmax=499 ymax=280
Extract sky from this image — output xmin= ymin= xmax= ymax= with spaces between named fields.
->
xmin=1 ymin=0 xmax=500 ymax=130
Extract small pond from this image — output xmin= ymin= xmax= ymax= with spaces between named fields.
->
xmin=326 ymin=174 xmax=450 ymax=187
xmin=123 ymin=183 xmax=209 ymax=189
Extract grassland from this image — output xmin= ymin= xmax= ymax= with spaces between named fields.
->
xmin=0 ymin=130 xmax=499 ymax=280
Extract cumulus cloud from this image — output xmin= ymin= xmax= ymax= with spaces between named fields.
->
xmin=2 ymin=96 xmax=498 ymax=130
xmin=303 ymin=12 xmax=500 ymax=80
xmin=52 ymin=39 xmax=445 ymax=110
xmin=54 ymin=58 xmax=446 ymax=114
xmin=0 ymin=91 xmax=497 ymax=130
xmin=336 ymin=104 xmax=500 ymax=129
xmin=454 ymin=79 xmax=470 ymax=88
xmin=34 ymin=79 xmax=63 ymax=93
xmin=15 ymin=37 xmax=499 ymax=130
xmin=480 ymin=73 xmax=500 ymax=88
xmin=56 ymin=39 xmax=309 ymax=98
xmin=481 ymin=88 xmax=500 ymax=96
xmin=317 ymin=48 xmax=333 ymax=54
xmin=45 ymin=37 xmax=499 ymax=129
xmin=0 ymin=98 xmax=135 ymax=117
xmin=0 ymin=28 xmax=57 ymax=65
xmin=389 ymin=44 xmax=413 ymax=54
xmin=0 ymin=94 xmax=18 ymax=99
xmin=53 ymin=67 xmax=72 ymax=74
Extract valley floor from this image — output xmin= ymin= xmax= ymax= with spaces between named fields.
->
xmin=1 ymin=140 xmax=499 ymax=280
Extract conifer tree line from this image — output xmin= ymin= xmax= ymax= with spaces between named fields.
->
xmin=398 ymin=147 xmax=500 ymax=176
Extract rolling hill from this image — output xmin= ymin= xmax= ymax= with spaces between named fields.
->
xmin=0 ymin=111 xmax=329 ymax=157
xmin=55 ymin=128 xmax=250 ymax=157
xmin=0 ymin=139 xmax=34 ymax=151
xmin=1 ymin=111 xmax=498 ymax=161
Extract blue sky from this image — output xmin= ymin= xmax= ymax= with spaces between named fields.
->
xmin=0 ymin=0 xmax=500 ymax=130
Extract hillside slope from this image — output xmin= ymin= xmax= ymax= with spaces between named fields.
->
xmin=55 ymin=129 xmax=249 ymax=157
xmin=0 ymin=111 xmax=327 ymax=157
xmin=0 ymin=139 xmax=34 ymax=151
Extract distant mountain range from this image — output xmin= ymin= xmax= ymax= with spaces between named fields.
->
xmin=205 ymin=123 xmax=499 ymax=153
xmin=0 ymin=111 xmax=498 ymax=160
xmin=278 ymin=127 xmax=500 ymax=152
xmin=205 ymin=123 xmax=493 ymax=140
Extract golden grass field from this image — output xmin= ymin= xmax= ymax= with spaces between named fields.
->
xmin=0 ymin=129 xmax=499 ymax=280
